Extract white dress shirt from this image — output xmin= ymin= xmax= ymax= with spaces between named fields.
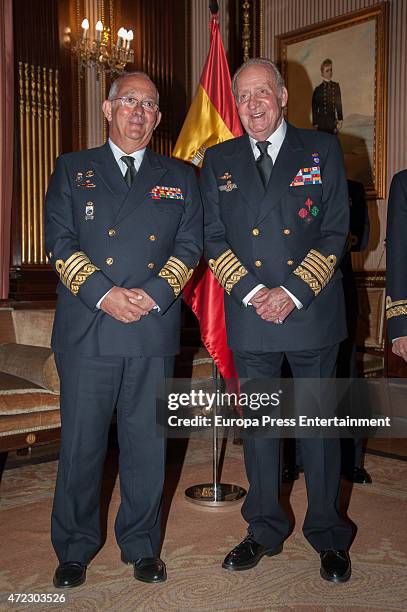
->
xmin=108 ymin=138 xmax=146 ymax=174
xmin=242 ymin=120 xmax=303 ymax=310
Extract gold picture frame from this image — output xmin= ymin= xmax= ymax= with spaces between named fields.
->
xmin=278 ymin=3 xmax=388 ymax=200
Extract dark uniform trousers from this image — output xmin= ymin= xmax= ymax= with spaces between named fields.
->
xmin=52 ymin=353 xmax=174 ymax=564
xmin=233 ymin=345 xmax=353 ymax=553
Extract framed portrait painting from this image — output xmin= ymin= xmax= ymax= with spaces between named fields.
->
xmin=278 ymin=3 xmax=388 ymax=199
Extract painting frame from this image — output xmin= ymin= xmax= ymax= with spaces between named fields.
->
xmin=277 ymin=3 xmax=388 ymax=200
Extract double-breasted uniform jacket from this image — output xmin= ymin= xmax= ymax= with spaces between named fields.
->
xmin=386 ymin=170 xmax=407 ymax=340
xmin=45 ymin=143 xmax=202 ymax=357
xmin=201 ymin=123 xmax=350 ymax=352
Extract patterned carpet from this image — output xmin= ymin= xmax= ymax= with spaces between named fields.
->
xmin=0 ymin=438 xmax=406 ymax=611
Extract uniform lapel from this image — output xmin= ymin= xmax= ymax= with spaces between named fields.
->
xmin=256 ymin=124 xmax=309 ymax=225
xmin=112 ymin=148 xmax=167 ymax=226
xmin=224 ymin=134 xmax=264 ymax=218
xmin=91 ymin=142 xmax=129 ymax=201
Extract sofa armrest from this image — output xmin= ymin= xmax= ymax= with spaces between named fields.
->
xmin=0 ymin=344 xmax=59 ymax=393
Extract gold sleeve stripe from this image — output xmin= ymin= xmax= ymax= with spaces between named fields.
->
xmin=216 ymin=249 xmax=233 ymax=266
xmin=165 ymin=263 xmax=188 ymax=288
xmin=216 ymin=250 xmax=235 ymax=272
xmin=208 ymin=250 xmax=248 ymax=295
xmin=218 ymin=260 xmax=242 ymax=288
xmin=300 ymin=260 xmax=326 ymax=287
xmin=307 ymin=251 xmax=333 ymax=275
xmin=217 ymin=256 xmax=237 ymax=286
xmin=55 ymin=251 xmax=99 ymax=296
xmin=60 ymin=254 xmax=87 ymax=284
xmin=293 ymin=249 xmax=337 ymax=296
xmin=217 ymin=252 xmax=237 ymax=285
xmin=61 ymin=251 xmax=83 ymax=270
xmin=308 ymin=250 xmax=336 ymax=276
xmin=55 ymin=253 xmax=87 ymax=284
xmin=158 ymin=256 xmax=194 ymax=297
xmin=64 ymin=256 xmax=89 ymax=285
xmin=165 ymin=257 xmax=188 ymax=282
xmin=167 ymin=256 xmax=190 ymax=284
xmin=61 ymin=252 xmax=88 ymax=278
xmin=386 ymin=296 xmax=407 ymax=319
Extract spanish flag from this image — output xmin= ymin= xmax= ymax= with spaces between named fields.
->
xmin=173 ymin=10 xmax=242 ymax=382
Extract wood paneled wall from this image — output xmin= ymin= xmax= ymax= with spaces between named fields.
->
xmin=9 ymin=0 xmax=189 ymax=300
xmin=10 ymin=0 xmax=61 ymax=300
xmin=128 ymin=0 xmax=188 ymax=157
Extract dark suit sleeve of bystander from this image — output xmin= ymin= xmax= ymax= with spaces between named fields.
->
xmin=386 ymin=171 xmax=407 ymax=339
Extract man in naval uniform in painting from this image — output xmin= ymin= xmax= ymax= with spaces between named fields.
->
xmin=312 ymin=58 xmax=343 ymax=135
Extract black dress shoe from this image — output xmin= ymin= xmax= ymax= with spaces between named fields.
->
xmin=350 ymin=466 xmax=372 ymax=484
xmin=133 ymin=558 xmax=167 ymax=583
xmin=53 ymin=562 xmax=86 ymax=588
xmin=320 ymin=550 xmax=351 ymax=583
xmin=222 ymin=534 xmax=283 ymax=571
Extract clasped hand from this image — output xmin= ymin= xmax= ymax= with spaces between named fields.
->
xmin=392 ymin=336 xmax=407 ymax=363
xmin=100 ymin=286 xmax=156 ymax=323
xmin=251 ymin=287 xmax=295 ymax=323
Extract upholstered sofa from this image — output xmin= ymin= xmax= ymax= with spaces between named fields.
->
xmin=0 ymin=307 xmax=213 ymax=460
xmin=0 ymin=308 xmax=60 ymax=455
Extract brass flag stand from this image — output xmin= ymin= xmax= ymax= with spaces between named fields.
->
xmin=185 ymin=361 xmax=246 ymax=506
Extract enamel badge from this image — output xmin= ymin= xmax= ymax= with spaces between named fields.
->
xmin=218 ymin=173 xmax=237 ymax=192
xmin=75 ymin=169 xmax=96 ymax=188
xmin=150 ymin=186 xmax=184 ymax=200
xmin=298 ymin=197 xmax=320 ymax=221
xmin=85 ymin=201 xmax=94 ymax=220
xmin=290 ymin=166 xmax=322 ymax=187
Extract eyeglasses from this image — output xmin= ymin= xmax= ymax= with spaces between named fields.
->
xmin=110 ymin=96 xmax=159 ymax=112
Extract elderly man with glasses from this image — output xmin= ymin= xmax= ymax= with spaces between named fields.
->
xmin=45 ymin=71 xmax=202 ymax=588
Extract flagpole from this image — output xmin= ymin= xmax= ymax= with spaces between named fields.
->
xmin=184 ymin=2 xmax=244 ymax=506
xmin=185 ymin=359 xmax=246 ymax=506
xmin=212 ymin=359 xmax=219 ymax=498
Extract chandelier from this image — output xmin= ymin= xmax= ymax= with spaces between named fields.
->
xmin=74 ymin=18 xmax=134 ymax=76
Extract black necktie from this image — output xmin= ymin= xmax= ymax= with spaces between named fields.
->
xmin=121 ymin=155 xmax=137 ymax=188
xmin=256 ymin=141 xmax=273 ymax=187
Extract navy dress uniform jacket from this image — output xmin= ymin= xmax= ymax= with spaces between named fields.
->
xmin=386 ymin=170 xmax=407 ymax=340
xmin=201 ymin=123 xmax=350 ymax=352
xmin=45 ymin=143 xmax=202 ymax=356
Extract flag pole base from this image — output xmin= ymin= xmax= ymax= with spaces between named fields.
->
xmin=185 ymin=483 xmax=246 ymax=507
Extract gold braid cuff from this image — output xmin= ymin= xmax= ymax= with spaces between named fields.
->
xmin=55 ymin=251 xmax=99 ymax=296
xmin=208 ymin=249 xmax=248 ymax=295
xmin=158 ymin=256 xmax=194 ymax=297
xmin=386 ymin=296 xmax=407 ymax=320
xmin=293 ymin=249 xmax=337 ymax=296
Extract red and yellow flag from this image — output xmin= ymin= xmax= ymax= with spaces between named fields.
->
xmin=173 ymin=12 xmax=242 ymax=382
